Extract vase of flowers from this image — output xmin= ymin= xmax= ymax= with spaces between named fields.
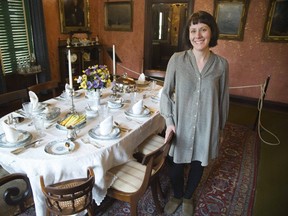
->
xmin=76 ymin=65 xmax=111 ymax=106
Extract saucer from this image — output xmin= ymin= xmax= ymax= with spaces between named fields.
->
xmin=0 ymin=131 xmax=32 ymax=148
xmin=45 ymin=140 xmax=75 ymax=155
xmin=124 ymin=108 xmax=150 ymax=118
xmin=88 ymin=126 xmax=121 ymax=140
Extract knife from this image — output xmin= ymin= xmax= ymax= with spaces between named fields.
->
xmin=11 ymin=139 xmax=42 ymax=155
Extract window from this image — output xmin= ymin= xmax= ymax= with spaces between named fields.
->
xmin=0 ymin=0 xmax=33 ymax=74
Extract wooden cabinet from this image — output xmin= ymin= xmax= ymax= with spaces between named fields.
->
xmin=58 ymin=43 xmax=103 ymax=85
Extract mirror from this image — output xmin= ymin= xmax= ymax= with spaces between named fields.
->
xmin=144 ymin=1 xmax=193 ymax=71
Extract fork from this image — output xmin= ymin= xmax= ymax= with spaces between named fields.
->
xmin=80 ymin=138 xmax=103 ymax=148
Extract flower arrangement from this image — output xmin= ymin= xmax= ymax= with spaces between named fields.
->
xmin=76 ymin=65 xmax=111 ymax=90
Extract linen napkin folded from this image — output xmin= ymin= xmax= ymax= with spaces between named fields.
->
xmin=65 ymin=83 xmax=71 ymax=97
xmin=1 ymin=120 xmax=22 ymax=143
xmin=28 ymin=91 xmax=39 ymax=111
xmin=99 ymin=115 xmax=113 ymax=136
xmin=138 ymin=73 xmax=146 ymax=84
xmin=132 ymin=99 xmax=143 ymax=115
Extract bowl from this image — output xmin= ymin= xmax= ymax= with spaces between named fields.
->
xmin=108 ymin=99 xmax=123 ymax=109
xmin=85 ymin=106 xmax=98 ymax=117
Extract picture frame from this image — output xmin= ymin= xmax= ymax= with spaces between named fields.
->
xmin=59 ymin=0 xmax=90 ymax=34
xmin=214 ymin=0 xmax=250 ymax=40
xmin=104 ymin=1 xmax=133 ymax=31
xmin=262 ymin=0 xmax=288 ymax=42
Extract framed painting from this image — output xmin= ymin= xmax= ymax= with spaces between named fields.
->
xmin=262 ymin=0 xmax=288 ymax=42
xmin=214 ymin=0 xmax=250 ymax=40
xmin=104 ymin=1 xmax=133 ymax=31
xmin=59 ymin=0 xmax=90 ymax=34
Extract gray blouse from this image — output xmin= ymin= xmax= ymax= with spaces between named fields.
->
xmin=160 ymin=49 xmax=229 ymax=166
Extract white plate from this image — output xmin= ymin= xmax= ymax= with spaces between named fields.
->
xmin=124 ymin=108 xmax=150 ymax=118
xmin=108 ymin=103 xmax=124 ymax=109
xmin=60 ymin=91 xmax=81 ymax=99
xmin=45 ymin=140 xmax=75 ymax=155
xmin=0 ymin=131 xmax=32 ymax=148
xmin=88 ymin=126 xmax=121 ymax=140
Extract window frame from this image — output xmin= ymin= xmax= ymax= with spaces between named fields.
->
xmin=0 ymin=0 xmax=34 ymax=74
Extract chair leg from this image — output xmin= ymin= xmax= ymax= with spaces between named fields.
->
xmin=130 ymin=200 xmax=138 ymax=216
xmin=151 ymin=180 xmax=163 ymax=214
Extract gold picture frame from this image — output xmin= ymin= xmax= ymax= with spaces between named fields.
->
xmin=59 ymin=0 xmax=90 ymax=34
xmin=262 ymin=0 xmax=288 ymax=42
xmin=104 ymin=1 xmax=133 ymax=31
xmin=214 ymin=0 xmax=250 ymax=40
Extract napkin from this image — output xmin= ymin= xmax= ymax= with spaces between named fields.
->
xmin=1 ymin=120 xmax=22 ymax=143
xmin=138 ymin=73 xmax=146 ymax=84
xmin=132 ymin=99 xmax=143 ymax=115
xmin=99 ymin=116 xmax=113 ymax=136
xmin=65 ymin=83 xmax=71 ymax=97
xmin=28 ymin=91 xmax=39 ymax=111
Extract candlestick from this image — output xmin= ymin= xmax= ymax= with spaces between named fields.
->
xmin=112 ymin=44 xmax=116 ymax=81
xmin=68 ymin=49 xmax=73 ymax=89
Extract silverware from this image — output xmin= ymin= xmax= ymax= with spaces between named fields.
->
xmin=80 ymin=138 xmax=103 ymax=148
xmin=114 ymin=121 xmax=131 ymax=132
xmin=11 ymin=139 xmax=42 ymax=155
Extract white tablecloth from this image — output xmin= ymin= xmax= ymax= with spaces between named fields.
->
xmin=0 ymin=86 xmax=165 ymax=216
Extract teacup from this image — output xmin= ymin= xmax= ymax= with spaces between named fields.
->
xmin=85 ymin=106 xmax=98 ymax=117
xmin=108 ymin=98 xmax=123 ymax=109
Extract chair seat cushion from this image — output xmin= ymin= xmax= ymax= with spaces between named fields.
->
xmin=137 ymin=135 xmax=165 ymax=155
xmin=109 ymin=160 xmax=149 ymax=193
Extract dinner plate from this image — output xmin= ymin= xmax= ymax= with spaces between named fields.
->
xmin=88 ymin=126 xmax=121 ymax=140
xmin=60 ymin=91 xmax=82 ymax=99
xmin=124 ymin=108 xmax=151 ymax=118
xmin=0 ymin=131 xmax=32 ymax=148
xmin=45 ymin=140 xmax=75 ymax=155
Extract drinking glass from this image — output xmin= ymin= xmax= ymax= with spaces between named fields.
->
xmin=32 ymin=114 xmax=46 ymax=138
xmin=22 ymin=102 xmax=32 ymax=118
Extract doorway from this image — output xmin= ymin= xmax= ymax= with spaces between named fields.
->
xmin=144 ymin=0 xmax=193 ymax=71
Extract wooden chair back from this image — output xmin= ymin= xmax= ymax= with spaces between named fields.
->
xmin=0 ymin=173 xmax=34 ymax=214
xmin=144 ymin=69 xmax=166 ymax=85
xmin=107 ymin=132 xmax=174 ymax=215
xmin=40 ymin=167 xmax=95 ymax=216
xmin=0 ymin=89 xmax=28 ymax=117
xmin=28 ymin=80 xmax=59 ymax=100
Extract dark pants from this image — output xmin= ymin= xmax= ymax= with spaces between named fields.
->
xmin=168 ymin=159 xmax=204 ymax=199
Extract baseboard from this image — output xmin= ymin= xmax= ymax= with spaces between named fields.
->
xmin=230 ymin=94 xmax=288 ymax=113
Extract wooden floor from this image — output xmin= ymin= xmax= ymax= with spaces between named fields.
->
xmin=228 ymin=102 xmax=288 ymax=216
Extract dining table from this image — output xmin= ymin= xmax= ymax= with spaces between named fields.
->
xmin=0 ymin=84 xmax=165 ymax=216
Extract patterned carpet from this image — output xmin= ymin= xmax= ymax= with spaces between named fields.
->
xmin=19 ymin=122 xmax=259 ymax=216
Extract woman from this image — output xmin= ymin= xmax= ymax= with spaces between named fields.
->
xmin=160 ymin=11 xmax=229 ymax=215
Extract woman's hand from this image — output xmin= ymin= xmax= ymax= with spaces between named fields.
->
xmin=165 ymin=125 xmax=175 ymax=143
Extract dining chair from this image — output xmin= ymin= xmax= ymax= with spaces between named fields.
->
xmin=0 ymin=172 xmax=34 ymax=215
xmin=40 ymin=167 xmax=95 ymax=216
xmin=107 ymin=132 xmax=174 ymax=215
xmin=28 ymin=80 xmax=59 ymax=100
xmin=0 ymin=89 xmax=28 ymax=117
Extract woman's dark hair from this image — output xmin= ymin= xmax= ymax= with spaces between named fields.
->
xmin=183 ymin=11 xmax=219 ymax=49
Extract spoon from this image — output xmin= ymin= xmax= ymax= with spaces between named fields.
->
xmin=65 ymin=142 xmax=71 ymax=151
xmin=114 ymin=122 xmax=131 ymax=132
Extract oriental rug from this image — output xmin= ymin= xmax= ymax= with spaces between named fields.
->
xmin=18 ymin=122 xmax=259 ymax=216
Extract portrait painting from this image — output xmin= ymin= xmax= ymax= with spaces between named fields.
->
xmin=59 ymin=0 xmax=90 ymax=33
xmin=104 ymin=2 xmax=133 ymax=31
xmin=214 ymin=0 xmax=250 ymax=40
xmin=263 ymin=0 xmax=288 ymax=42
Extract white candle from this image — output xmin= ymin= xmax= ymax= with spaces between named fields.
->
xmin=112 ymin=44 xmax=116 ymax=77
xmin=68 ymin=49 xmax=73 ymax=89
